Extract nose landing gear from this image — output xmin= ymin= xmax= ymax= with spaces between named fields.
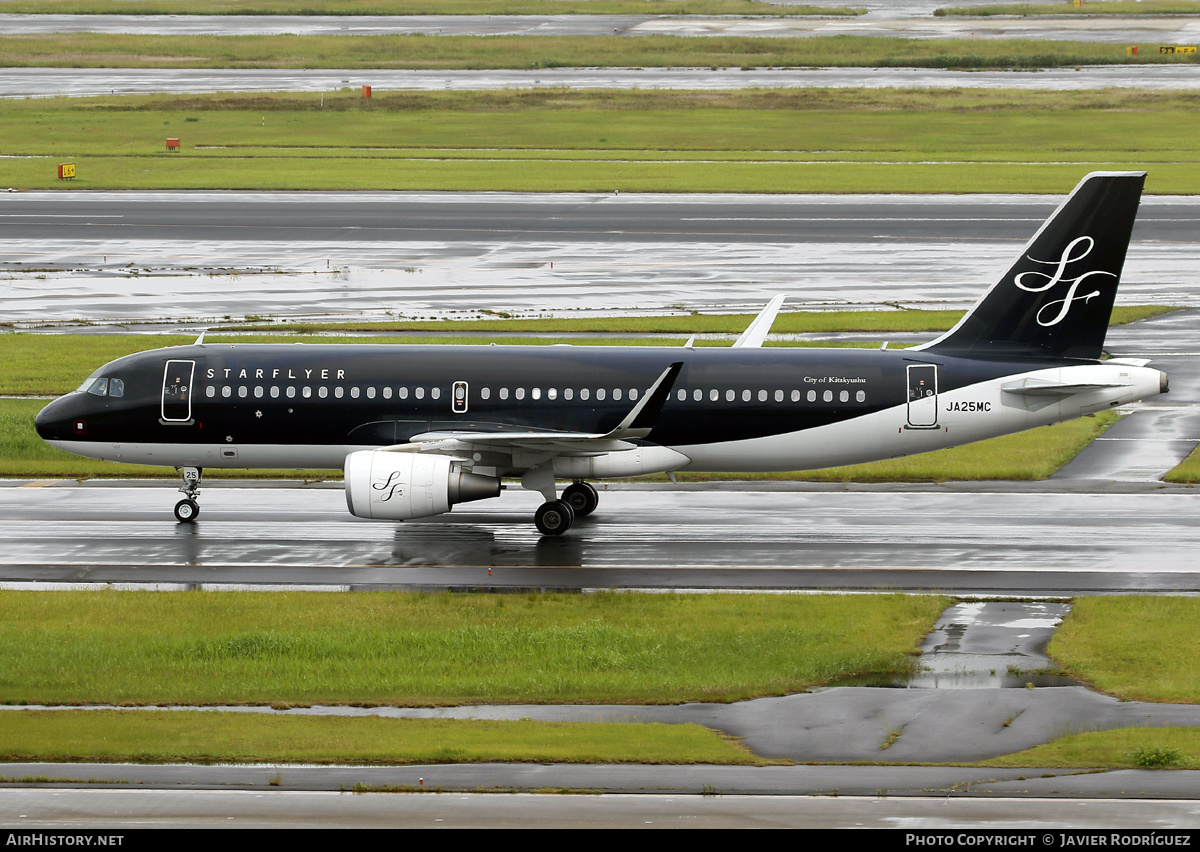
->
xmin=174 ymin=466 xmax=202 ymax=523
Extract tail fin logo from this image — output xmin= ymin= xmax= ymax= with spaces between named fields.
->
xmin=1014 ymin=236 xmax=1116 ymax=328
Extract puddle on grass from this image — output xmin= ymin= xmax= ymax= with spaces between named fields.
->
xmin=825 ymin=601 xmax=1085 ymax=690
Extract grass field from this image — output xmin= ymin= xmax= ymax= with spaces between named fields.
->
xmin=4 ymin=592 xmax=1200 ymax=769
xmin=1 ymin=32 xmax=1192 ymax=70
xmin=983 ymin=728 xmax=1200 ymax=770
xmin=1049 ymin=597 xmax=1200 ymax=704
xmin=0 ymin=0 xmax=855 ymax=14
xmin=0 ymin=590 xmax=947 ymax=705
xmin=7 ymin=89 xmax=1200 ymax=193
xmin=0 ymin=711 xmax=767 ymax=767
xmin=0 ymin=590 xmax=939 ymax=766
xmin=1165 ymin=450 xmax=1200 ymax=482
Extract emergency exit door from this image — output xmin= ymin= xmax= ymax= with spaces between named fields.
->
xmin=452 ymin=381 xmax=469 ymax=414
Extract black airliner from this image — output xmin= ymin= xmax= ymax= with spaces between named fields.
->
xmin=35 ymin=172 xmax=1167 ymax=535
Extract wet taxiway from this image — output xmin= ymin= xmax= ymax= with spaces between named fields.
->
xmin=3 ymin=481 xmax=1199 ymax=594
xmin=4 ymin=11 xmax=1200 ymax=44
xmin=5 ymin=192 xmax=1200 ymax=323
xmin=7 ymin=787 xmax=1200 ymax=828
xmin=8 ymin=65 xmax=1200 ymax=99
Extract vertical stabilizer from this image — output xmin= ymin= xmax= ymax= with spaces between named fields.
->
xmin=920 ymin=171 xmax=1145 ymax=360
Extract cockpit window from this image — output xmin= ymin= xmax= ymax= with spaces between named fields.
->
xmin=79 ymin=376 xmax=124 ymax=397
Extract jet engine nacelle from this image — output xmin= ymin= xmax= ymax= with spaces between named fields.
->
xmin=344 ymin=449 xmax=500 ymax=520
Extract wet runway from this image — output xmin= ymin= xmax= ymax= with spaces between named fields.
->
xmin=8 ymin=787 xmax=1200 ymax=828
xmin=2 ymin=482 xmax=1198 ymax=594
xmin=7 ymin=65 xmax=1200 ymax=99
xmin=5 ymin=192 xmax=1200 ymax=323
xmin=5 ymin=11 xmax=1200 ymax=44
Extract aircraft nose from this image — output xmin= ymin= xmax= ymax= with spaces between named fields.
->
xmin=35 ymin=395 xmax=77 ymax=442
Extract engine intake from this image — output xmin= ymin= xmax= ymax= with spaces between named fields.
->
xmin=344 ymin=450 xmax=500 ymax=520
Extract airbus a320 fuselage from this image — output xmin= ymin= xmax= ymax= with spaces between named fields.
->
xmin=36 ymin=172 xmax=1168 ymax=534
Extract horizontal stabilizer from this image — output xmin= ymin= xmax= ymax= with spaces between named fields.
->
xmin=1001 ymin=377 xmax=1130 ymax=397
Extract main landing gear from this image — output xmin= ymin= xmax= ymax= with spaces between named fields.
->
xmin=173 ymin=465 xmax=203 ymax=523
xmin=531 ymin=479 xmax=599 ymax=536
xmin=562 ymin=481 xmax=599 ymax=518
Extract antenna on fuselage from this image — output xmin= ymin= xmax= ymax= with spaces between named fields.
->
xmin=194 ymin=329 xmax=208 ymax=346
